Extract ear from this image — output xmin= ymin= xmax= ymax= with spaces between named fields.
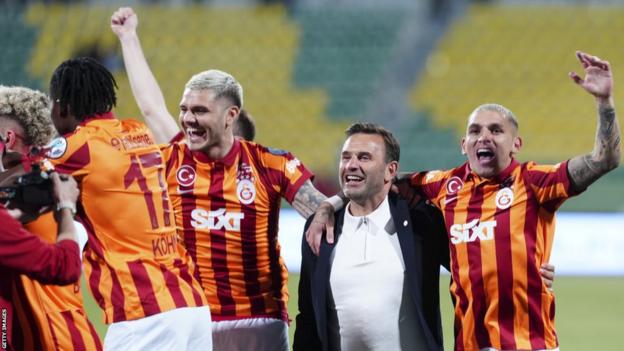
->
xmin=511 ymin=136 xmax=522 ymax=155
xmin=5 ymin=130 xmax=19 ymax=150
xmin=225 ymin=105 xmax=240 ymax=129
xmin=385 ymin=160 xmax=399 ymax=182
xmin=460 ymin=137 xmax=467 ymax=155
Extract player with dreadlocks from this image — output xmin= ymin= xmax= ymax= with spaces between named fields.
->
xmin=46 ymin=57 xmax=213 ymax=350
xmin=49 ymin=58 xmax=118 ymax=133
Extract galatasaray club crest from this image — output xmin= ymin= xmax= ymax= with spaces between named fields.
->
xmin=237 ymin=179 xmax=256 ymax=205
xmin=446 ymin=176 xmax=464 ymax=195
xmin=176 ymin=165 xmax=196 ymax=187
xmin=495 ymin=188 xmax=514 ymax=210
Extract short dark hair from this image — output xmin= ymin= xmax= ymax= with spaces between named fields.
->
xmin=233 ymin=109 xmax=256 ymax=141
xmin=49 ymin=57 xmax=117 ymax=121
xmin=345 ymin=122 xmax=400 ymax=163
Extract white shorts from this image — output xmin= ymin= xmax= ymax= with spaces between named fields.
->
xmin=104 ymin=306 xmax=212 ymax=351
xmin=212 ymin=317 xmax=289 ymax=351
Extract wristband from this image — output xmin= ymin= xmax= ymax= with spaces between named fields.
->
xmin=56 ymin=201 xmax=77 ymax=215
xmin=323 ymin=195 xmax=344 ymax=211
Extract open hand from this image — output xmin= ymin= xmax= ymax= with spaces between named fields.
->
xmin=569 ymin=51 xmax=613 ymax=100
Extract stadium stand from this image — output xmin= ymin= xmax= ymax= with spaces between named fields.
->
xmin=5 ymin=2 xmax=622 ymax=210
xmin=408 ymin=3 xmax=624 ymax=211
xmin=0 ymin=5 xmax=39 ymax=88
xmin=396 ymin=110 xmax=465 ymax=172
xmin=11 ymin=3 xmax=412 ymax=183
xmin=2 ymin=2 xmax=623 ymax=349
xmin=293 ymin=7 xmax=405 ymax=120
xmin=24 ymin=3 xmax=349 ymax=176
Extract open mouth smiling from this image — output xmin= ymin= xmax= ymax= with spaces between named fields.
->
xmin=344 ymin=174 xmax=364 ymax=185
xmin=476 ymin=148 xmax=495 ymax=162
xmin=185 ymin=127 xmax=207 ymax=141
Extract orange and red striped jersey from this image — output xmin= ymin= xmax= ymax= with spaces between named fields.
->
xmin=162 ymin=137 xmax=313 ymax=321
xmin=410 ymin=159 xmax=579 ymax=351
xmin=47 ymin=113 xmax=206 ymax=324
xmin=11 ymin=213 xmax=102 ymax=351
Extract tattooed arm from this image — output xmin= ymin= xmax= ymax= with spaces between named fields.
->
xmin=292 ymin=180 xmax=347 ymax=255
xmin=292 ymin=180 xmax=327 ymax=219
xmin=568 ymin=102 xmax=621 ymax=189
xmin=292 ymin=180 xmax=329 ymax=255
xmin=568 ymin=51 xmax=621 ymax=191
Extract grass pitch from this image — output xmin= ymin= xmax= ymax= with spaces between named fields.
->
xmin=83 ymin=275 xmax=624 ymax=350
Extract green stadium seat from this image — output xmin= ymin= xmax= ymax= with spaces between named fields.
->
xmin=23 ymin=3 xmax=348 ymax=176
xmin=0 ymin=5 xmax=39 ymax=87
xmin=293 ymin=8 xmax=405 ymax=120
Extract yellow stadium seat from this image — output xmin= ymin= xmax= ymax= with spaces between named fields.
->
xmin=25 ymin=4 xmax=349 ymax=174
xmin=409 ymin=4 xmax=624 ymax=163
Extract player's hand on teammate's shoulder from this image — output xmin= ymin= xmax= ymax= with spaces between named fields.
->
xmin=306 ymin=202 xmax=335 ymax=256
xmin=392 ymin=172 xmax=421 ymax=209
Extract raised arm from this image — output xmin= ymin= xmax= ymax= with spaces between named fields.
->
xmin=567 ymin=51 xmax=621 ymax=191
xmin=111 ymin=7 xmax=179 ymax=143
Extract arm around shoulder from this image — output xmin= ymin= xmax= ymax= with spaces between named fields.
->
xmin=293 ymin=181 xmax=342 ymax=255
xmin=292 ymin=180 xmax=328 ymax=219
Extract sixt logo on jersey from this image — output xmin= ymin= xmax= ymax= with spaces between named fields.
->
xmin=450 ymin=219 xmax=497 ymax=245
xmin=190 ymin=208 xmax=244 ymax=231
